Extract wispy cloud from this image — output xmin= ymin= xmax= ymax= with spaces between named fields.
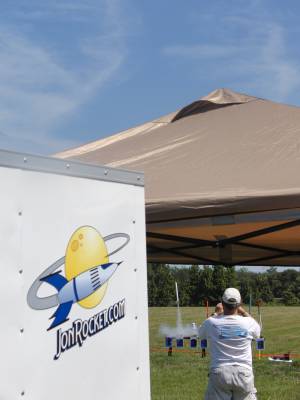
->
xmin=257 ymin=25 xmax=300 ymax=100
xmin=162 ymin=2 xmax=300 ymax=103
xmin=0 ymin=0 xmax=129 ymax=154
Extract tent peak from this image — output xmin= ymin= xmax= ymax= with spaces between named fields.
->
xmin=201 ymin=88 xmax=259 ymax=105
xmin=171 ymin=88 xmax=259 ymax=123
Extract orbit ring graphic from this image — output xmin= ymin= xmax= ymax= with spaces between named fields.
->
xmin=27 ymin=233 xmax=130 ymax=311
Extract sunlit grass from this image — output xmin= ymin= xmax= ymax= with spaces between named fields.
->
xmin=149 ymin=307 xmax=300 ymax=400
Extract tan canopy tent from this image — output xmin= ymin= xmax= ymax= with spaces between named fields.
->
xmin=56 ymin=88 xmax=300 ymax=266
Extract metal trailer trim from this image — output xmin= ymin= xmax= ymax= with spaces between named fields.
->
xmin=0 ymin=149 xmax=144 ymax=187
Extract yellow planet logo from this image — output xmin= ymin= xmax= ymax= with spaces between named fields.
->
xmin=27 ymin=226 xmax=130 ymax=330
xmin=65 ymin=226 xmax=108 ymax=309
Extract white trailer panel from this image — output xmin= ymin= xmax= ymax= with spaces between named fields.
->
xmin=0 ymin=150 xmax=150 ymax=400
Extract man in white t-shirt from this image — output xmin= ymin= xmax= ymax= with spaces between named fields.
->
xmin=198 ymin=288 xmax=260 ymax=400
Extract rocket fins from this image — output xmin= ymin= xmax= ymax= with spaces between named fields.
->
xmin=47 ymin=301 xmax=73 ymax=331
xmin=100 ymin=262 xmax=113 ymax=270
xmin=100 ymin=261 xmax=122 ymax=270
xmin=41 ymin=271 xmax=68 ymax=291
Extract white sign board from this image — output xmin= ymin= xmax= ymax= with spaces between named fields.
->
xmin=0 ymin=151 xmax=150 ymax=400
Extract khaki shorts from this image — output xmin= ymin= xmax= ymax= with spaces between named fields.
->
xmin=205 ymin=365 xmax=257 ymax=400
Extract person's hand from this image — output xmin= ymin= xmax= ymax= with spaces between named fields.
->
xmin=215 ymin=303 xmax=223 ymax=315
xmin=237 ymin=306 xmax=249 ymax=317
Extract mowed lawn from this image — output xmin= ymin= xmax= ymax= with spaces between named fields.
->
xmin=149 ymin=307 xmax=300 ymax=400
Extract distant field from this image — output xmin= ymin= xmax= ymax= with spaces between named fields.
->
xmin=149 ymin=307 xmax=300 ymax=400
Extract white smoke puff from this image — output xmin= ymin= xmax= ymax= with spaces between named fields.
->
xmin=161 ymin=282 xmax=200 ymax=339
xmin=159 ymin=323 xmax=198 ymax=338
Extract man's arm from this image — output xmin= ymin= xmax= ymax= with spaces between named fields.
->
xmin=237 ymin=306 xmax=261 ymax=338
xmin=250 ymin=319 xmax=261 ymax=338
xmin=198 ymin=319 xmax=208 ymax=339
xmin=237 ymin=306 xmax=250 ymax=317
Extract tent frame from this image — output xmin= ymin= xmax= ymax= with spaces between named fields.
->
xmin=147 ymin=218 xmax=300 ymax=266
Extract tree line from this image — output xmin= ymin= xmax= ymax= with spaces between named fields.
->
xmin=147 ymin=264 xmax=300 ymax=307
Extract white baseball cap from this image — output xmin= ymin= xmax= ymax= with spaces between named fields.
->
xmin=222 ymin=288 xmax=241 ymax=305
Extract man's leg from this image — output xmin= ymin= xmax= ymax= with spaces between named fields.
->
xmin=232 ymin=366 xmax=257 ymax=400
xmin=204 ymin=367 xmax=232 ymax=400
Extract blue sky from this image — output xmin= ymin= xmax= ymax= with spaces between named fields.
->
xmin=1 ymin=0 xmax=300 ymax=273
xmin=1 ymin=0 xmax=300 ymax=154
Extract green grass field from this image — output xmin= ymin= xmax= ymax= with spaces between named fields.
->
xmin=149 ymin=307 xmax=300 ymax=400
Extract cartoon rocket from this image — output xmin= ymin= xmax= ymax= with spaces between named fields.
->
xmin=41 ymin=262 xmax=121 ymax=330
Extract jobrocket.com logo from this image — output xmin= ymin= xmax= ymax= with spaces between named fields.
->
xmin=27 ymin=226 xmax=130 ymax=359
